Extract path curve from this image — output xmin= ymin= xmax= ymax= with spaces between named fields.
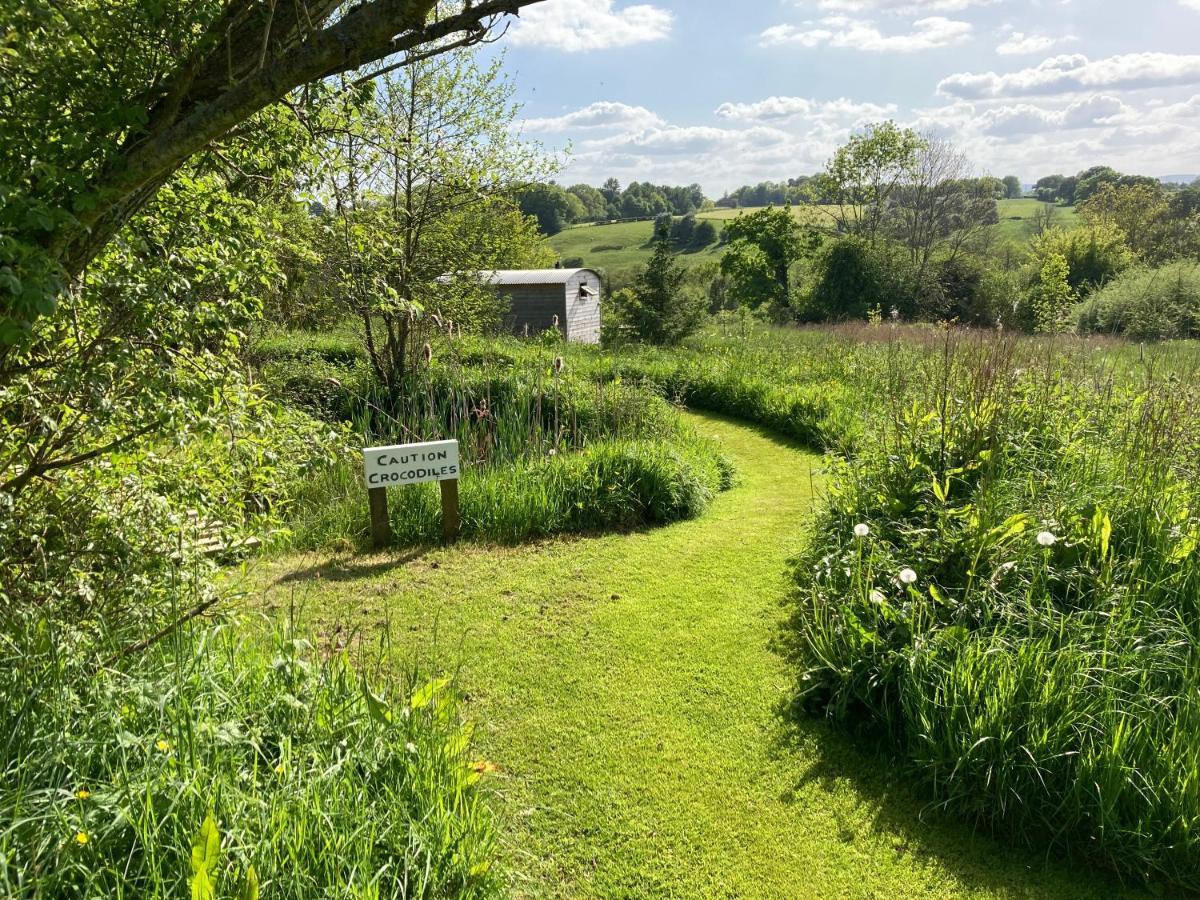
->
xmin=259 ymin=412 xmax=1144 ymax=899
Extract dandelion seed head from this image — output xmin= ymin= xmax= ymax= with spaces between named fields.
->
xmin=853 ymin=523 xmax=870 ymax=539
xmin=1037 ymin=531 xmax=1057 ymax=547
xmin=899 ymin=568 xmax=918 ymax=585
xmin=869 ymin=590 xmax=886 ymax=604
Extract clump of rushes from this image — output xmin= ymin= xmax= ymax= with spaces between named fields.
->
xmin=786 ymin=327 xmax=1200 ymax=892
xmin=0 ymin=616 xmax=498 ymax=898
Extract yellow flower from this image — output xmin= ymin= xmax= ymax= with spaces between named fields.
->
xmin=74 ymin=832 xmax=89 ymax=845
xmin=274 ymin=763 xmax=285 ymax=775
xmin=155 ymin=739 xmax=171 ymax=753
xmin=75 ymin=789 xmax=90 ymax=800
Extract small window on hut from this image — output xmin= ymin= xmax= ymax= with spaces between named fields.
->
xmin=579 ymin=284 xmax=595 ymax=301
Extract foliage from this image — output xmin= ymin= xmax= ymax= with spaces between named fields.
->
xmin=0 ymin=0 xmax=540 ymax=340
xmin=721 ymin=206 xmax=817 ymax=310
xmin=804 ymin=236 xmax=923 ymax=322
xmin=817 ymin=122 xmax=926 ymax=243
xmin=1027 ymin=223 xmax=1134 ymax=296
xmin=781 ymin=330 xmax=1200 ymax=892
xmin=313 ymin=50 xmax=554 ymax=390
xmin=0 ymin=616 xmax=499 ymax=898
xmin=1030 ymin=251 xmax=1075 ymax=333
xmin=1075 ymin=261 xmax=1200 ymax=339
xmin=612 ymin=242 xmax=706 ymax=345
xmin=517 ymin=183 xmax=580 ymax=236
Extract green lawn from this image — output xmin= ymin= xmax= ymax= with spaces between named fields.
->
xmin=243 ymin=412 xmax=1146 ymax=898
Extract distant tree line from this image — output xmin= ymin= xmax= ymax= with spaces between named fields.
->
xmin=515 ymin=179 xmax=709 ymax=235
xmin=717 ymin=171 xmax=1023 ymax=209
xmin=1034 ymin=168 xmax=1200 ymax=206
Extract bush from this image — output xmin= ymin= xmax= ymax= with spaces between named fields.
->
xmin=1075 ymin=261 xmax=1200 ymax=339
xmin=612 ymin=241 xmax=707 ymax=345
xmin=804 ymin=237 xmax=923 ymax=322
xmin=1028 ymin=223 xmax=1133 ymax=296
xmin=0 ymin=618 xmax=498 ymax=898
xmin=692 ymin=220 xmax=718 ymax=248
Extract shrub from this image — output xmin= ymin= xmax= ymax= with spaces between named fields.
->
xmin=692 ymin=220 xmax=718 ymax=248
xmin=1028 ymin=223 xmax=1134 ymax=296
xmin=613 ymin=241 xmax=707 ymax=345
xmin=804 ymin=237 xmax=923 ymax=322
xmin=1075 ymin=261 xmax=1200 ymax=339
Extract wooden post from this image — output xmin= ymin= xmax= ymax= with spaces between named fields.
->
xmin=440 ymin=478 xmax=460 ymax=543
xmin=368 ymin=486 xmax=391 ymax=551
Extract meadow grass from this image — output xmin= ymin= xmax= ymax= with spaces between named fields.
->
xmin=0 ymin=606 xmax=499 ymax=898
xmin=252 ymin=332 xmax=736 ymax=550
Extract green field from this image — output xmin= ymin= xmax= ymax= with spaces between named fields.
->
xmin=548 ymin=200 xmax=1079 ymax=276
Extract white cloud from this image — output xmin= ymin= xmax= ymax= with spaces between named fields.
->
xmin=508 ymin=0 xmax=672 ymax=52
xmin=806 ymin=0 xmax=995 ymax=11
xmin=940 ymin=53 xmax=1200 ymax=99
xmin=520 ymin=102 xmax=664 ymax=132
xmin=761 ymin=15 xmax=972 ymax=52
xmin=1182 ymin=0 xmax=1200 ymax=10
xmin=996 ymin=31 xmax=1074 ymax=56
xmin=714 ymin=96 xmax=898 ymax=123
xmin=977 ymin=95 xmax=1128 ymax=136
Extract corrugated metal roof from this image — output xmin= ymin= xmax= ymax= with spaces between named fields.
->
xmin=441 ymin=269 xmax=598 ymax=286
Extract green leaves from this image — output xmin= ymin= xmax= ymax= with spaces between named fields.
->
xmin=189 ymin=812 xmax=220 ymax=900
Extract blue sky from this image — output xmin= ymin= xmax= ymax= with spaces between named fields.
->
xmin=485 ymin=0 xmax=1200 ymax=196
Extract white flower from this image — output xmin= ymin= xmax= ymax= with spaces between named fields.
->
xmin=1037 ymin=531 xmax=1057 ymax=547
xmin=899 ymin=568 xmax=918 ymax=585
xmin=869 ymin=590 xmax=886 ymax=604
xmin=853 ymin=523 xmax=870 ymax=539
xmin=548 ymin=448 xmax=557 ymax=457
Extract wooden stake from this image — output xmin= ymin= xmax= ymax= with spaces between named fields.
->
xmin=440 ymin=478 xmax=460 ymax=543
xmin=368 ymin=486 xmax=391 ymax=550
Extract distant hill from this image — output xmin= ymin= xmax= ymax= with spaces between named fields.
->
xmin=1160 ymin=174 xmax=1198 ymax=185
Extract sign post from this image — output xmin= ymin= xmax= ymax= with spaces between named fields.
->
xmin=363 ymin=439 xmax=461 ymax=550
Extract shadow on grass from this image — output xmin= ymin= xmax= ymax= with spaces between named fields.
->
xmin=769 ymin=598 xmax=1162 ymax=900
xmin=768 ymin=707 xmax=1162 ymax=899
xmin=273 ymin=547 xmax=432 ymax=586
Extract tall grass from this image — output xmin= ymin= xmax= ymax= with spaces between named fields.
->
xmin=764 ymin=326 xmax=1200 ymax=891
xmin=255 ymin=332 xmax=736 ymax=550
xmin=0 ymin=609 xmax=499 ymax=898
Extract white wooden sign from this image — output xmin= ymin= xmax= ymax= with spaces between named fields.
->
xmin=363 ymin=439 xmax=460 ymax=487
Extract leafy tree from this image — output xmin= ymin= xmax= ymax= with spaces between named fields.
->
xmin=653 ymin=213 xmax=674 ymax=243
xmin=721 ymin=206 xmax=815 ymax=306
xmin=517 ymin=183 xmax=578 ymax=236
xmin=1031 ymin=252 xmax=1074 ymax=334
xmin=614 ymin=241 xmax=705 ymax=345
xmin=817 ymin=122 xmax=926 ymax=243
xmin=1078 ymin=182 xmax=1170 ymax=260
xmin=568 ymin=184 xmax=609 ymax=221
xmin=321 ymin=50 xmax=554 ymax=389
xmin=805 ymin=236 xmax=923 ymax=322
xmin=1002 ymin=176 xmax=1023 ymax=200
xmin=1075 ymin=166 xmax=1122 ymax=204
xmin=670 ymin=213 xmax=697 ymax=248
xmin=1029 ymin=224 xmax=1133 ymax=296
xmin=1036 ymin=175 xmax=1065 ymax=203
xmin=0 ymin=0 xmax=543 ymax=342
xmin=692 ymin=220 xmax=719 ymax=248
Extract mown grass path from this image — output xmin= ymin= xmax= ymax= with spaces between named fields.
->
xmin=251 ymin=413 xmax=1144 ymax=898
